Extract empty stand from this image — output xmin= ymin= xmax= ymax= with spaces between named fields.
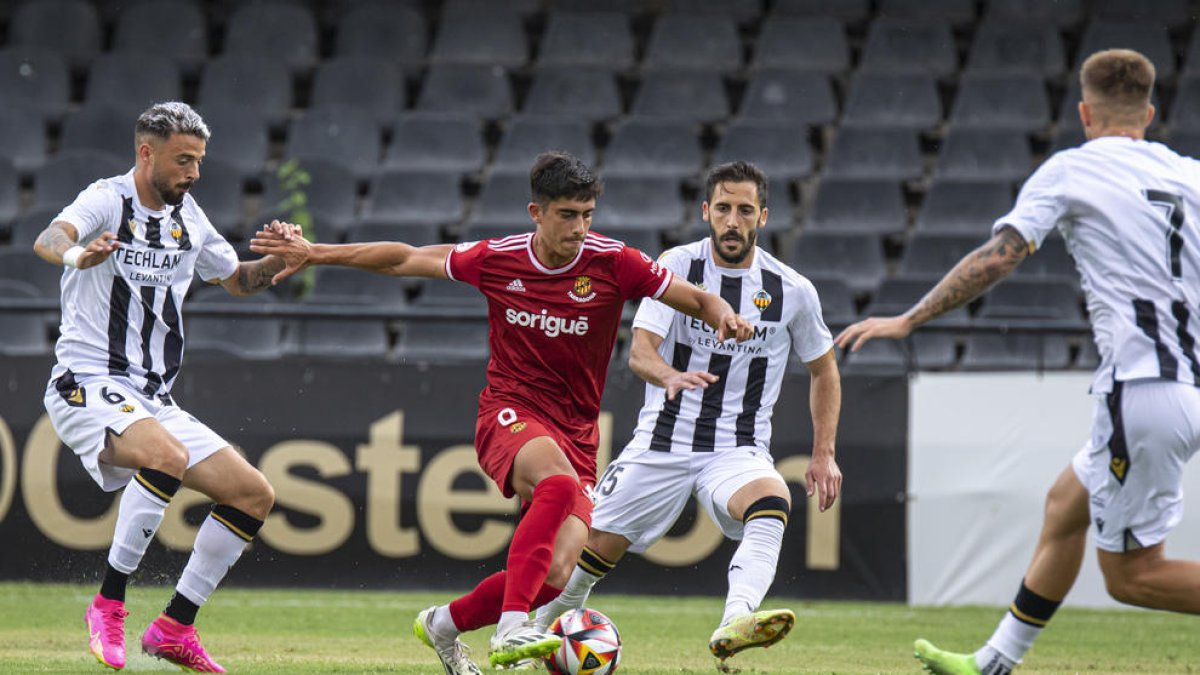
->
xmin=393 ymin=320 xmax=489 ymax=364
xmin=429 ymin=12 xmax=527 ymax=68
xmin=738 ymin=70 xmax=837 ymax=126
xmin=347 ymin=223 xmax=441 ymax=248
xmin=711 ymin=121 xmax=814 ymax=180
xmin=333 ymin=4 xmax=427 ymax=73
xmin=961 ymin=334 xmax=1072 ymax=370
xmin=806 ymin=179 xmax=906 ymax=236
xmin=631 ymin=70 xmax=729 ymax=123
xmin=416 ymin=65 xmax=514 ymax=120
xmin=915 ymin=180 xmax=1013 ymax=234
xmin=859 ymin=18 xmax=957 ymax=76
xmin=286 ymin=105 xmax=382 ymax=179
xmin=310 ymin=56 xmax=405 ymax=126
xmin=8 ymin=207 xmax=59 ymax=247
xmin=33 ymin=150 xmax=128 ymax=211
xmin=807 ymin=276 xmax=857 ymax=325
xmin=642 ymin=14 xmax=742 ymax=72
xmin=899 ymin=233 xmax=985 ymax=279
xmin=361 ymin=170 xmax=463 ymax=227
xmin=948 ymin=74 xmax=1050 ymax=131
xmin=223 ymin=3 xmax=318 ymax=73
xmin=934 ymin=128 xmax=1032 ymax=181
xmin=112 ymin=0 xmax=208 ymax=72
xmin=523 ymin=68 xmax=622 ymax=121
xmin=824 ymin=127 xmax=923 ymax=181
xmin=539 ymin=12 xmax=635 ymax=70
xmin=791 ymin=232 xmax=887 ymax=293
xmin=383 ymin=114 xmax=485 ymax=175
xmin=602 ymin=120 xmax=704 ymax=179
xmin=198 ymin=56 xmax=294 ymax=128
xmin=11 ymin=0 xmax=101 ymax=68
xmin=978 ymin=278 xmax=1084 ymax=322
xmin=841 ymin=72 xmax=940 ymax=130
xmin=293 ymin=318 xmax=390 ymax=358
xmin=60 ymin=105 xmax=137 ymax=160
xmin=752 ymin=17 xmax=849 ymax=73
xmin=0 ymin=159 xmax=17 ymax=233
xmin=198 ymin=103 xmax=270 ymax=179
xmin=965 ymin=19 xmax=1066 ymax=77
xmin=771 ymin=0 xmax=870 ymax=22
xmin=186 ymin=158 xmax=245 ymax=240
xmin=878 ymin=0 xmax=975 ymax=26
xmin=590 ymin=176 xmax=685 ymax=230
xmin=0 ymin=47 xmax=70 ymax=121
xmin=0 ymin=102 xmax=48 ymax=173
xmin=261 ymin=158 xmax=361 ymax=237
xmin=984 ymin=0 xmax=1084 ymax=26
xmin=492 ymin=117 xmax=596 ymax=175
xmin=0 ymin=248 xmax=66 ymax=297
xmin=467 ymin=173 xmax=533 ymax=228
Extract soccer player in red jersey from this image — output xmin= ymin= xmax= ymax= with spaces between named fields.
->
xmin=251 ymin=152 xmax=753 ymax=673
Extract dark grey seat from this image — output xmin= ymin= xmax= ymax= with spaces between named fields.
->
xmin=1012 ymin=235 xmax=1076 ymax=281
xmin=791 ymin=232 xmax=886 ymax=294
xmin=865 ymin=277 xmax=964 ymax=369
xmin=112 ymin=0 xmax=208 ymax=72
xmin=0 ymin=159 xmax=18 ymax=233
xmin=711 ymin=121 xmax=814 ymax=180
xmin=9 ymin=206 xmax=59 ymax=247
xmin=223 ymin=3 xmax=318 ymax=74
xmin=961 ymin=334 xmax=1072 ymax=370
xmin=492 ymin=117 xmax=595 ymax=175
xmin=0 ymin=101 xmax=48 ymax=173
xmin=429 ymin=12 xmax=527 ymax=68
xmin=978 ymin=278 xmax=1083 ymax=322
xmin=824 ymin=128 xmax=923 ymax=181
xmin=1170 ymin=77 xmax=1200 ymax=132
xmin=347 ymin=222 xmax=441 ymax=248
xmin=1186 ymin=26 xmax=1200 ymax=77
xmin=467 ymin=173 xmax=533 ymax=228
xmin=878 ymin=0 xmax=975 ymax=26
xmin=440 ymin=0 xmax=542 ymax=16
xmin=311 ymin=56 xmax=404 ymax=127
xmin=665 ymin=0 xmax=763 ymax=24
xmin=548 ymin=0 xmax=654 ymax=13
xmin=839 ymin=339 xmax=911 ymax=374
xmin=807 ymin=275 xmax=857 ymax=325
xmin=416 ymin=65 xmax=514 ymax=120
xmin=185 ymin=314 xmax=286 ymax=360
xmin=738 ymin=70 xmax=836 ymax=126
xmin=0 ymin=303 xmax=48 ymax=355
xmin=1172 ymin=130 xmax=1200 ymax=159
xmin=539 ymin=12 xmax=634 ymax=70
xmin=806 ymin=179 xmax=906 ymax=236
xmin=859 ymin=18 xmax=957 ymax=76
xmin=965 ymin=19 xmax=1066 ymax=77
xmin=186 ymin=157 xmax=245 ymax=240
xmin=524 ymin=68 xmax=622 ymax=122
xmin=916 ymin=179 xmax=1013 ymax=234
xmin=591 ymin=176 xmax=685 ymax=230
xmin=899 ymin=233 xmax=983 ymax=279
xmin=948 ymin=74 xmax=1049 ymax=132
xmin=393 ymin=320 xmax=490 ymax=365
xmin=384 ymin=114 xmax=485 ymax=175
xmin=286 ymin=105 xmax=382 ymax=179
xmin=33 ymin=150 xmax=128 ymax=211
xmin=412 ymin=279 xmax=488 ymax=313
xmin=642 ymin=14 xmax=742 ymax=73
xmin=292 ymin=318 xmax=390 ymax=358
xmin=1075 ymin=21 xmax=1175 ymax=79
xmin=0 ymin=47 xmax=70 ymax=121
xmin=1090 ymin=0 xmax=1193 ymax=29
xmin=630 ymin=70 xmax=729 ymax=123
xmin=197 ymin=103 xmax=270 ymax=179
xmin=0 ymin=248 xmax=65 ymax=297
xmin=1075 ymin=337 xmax=1100 ymax=370
xmin=361 ymin=170 xmax=463 ymax=227
xmin=261 ymin=158 xmax=360 ymax=238
xmin=303 ymin=266 xmax=407 ymax=309
xmin=771 ymin=0 xmax=869 ymax=22
xmin=841 ymin=72 xmax=940 ymax=130
xmin=752 ymin=17 xmax=847 ymax=73
xmin=984 ymin=0 xmax=1084 ymax=26
xmin=11 ymin=0 xmax=101 ymax=68
xmin=602 ymin=120 xmax=703 ymax=180
xmin=60 ymin=104 xmax=137 ymax=160
xmin=934 ymin=128 xmax=1032 ymax=182
xmin=198 ymin=56 xmax=294 ymax=128
xmin=333 ymin=4 xmax=426 ymax=74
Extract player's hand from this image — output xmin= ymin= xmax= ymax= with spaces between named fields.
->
xmin=834 ymin=315 xmax=914 ymax=353
xmin=249 ymin=221 xmax=312 ymax=284
xmin=805 ymin=450 xmax=842 ymax=512
xmin=266 ymin=219 xmax=305 ymax=241
xmin=661 ymin=370 xmax=719 ymax=401
xmin=718 ymin=313 xmax=754 ymax=342
xmin=73 ymin=231 xmax=120 ymax=269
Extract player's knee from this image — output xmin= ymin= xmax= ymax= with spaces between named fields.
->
xmin=1104 ymin=571 xmax=1149 ymax=606
xmin=239 ymin=468 xmax=275 ymax=519
xmin=144 ymin=439 xmax=188 ymax=476
xmin=743 ymin=495 xmax=790 ymax=526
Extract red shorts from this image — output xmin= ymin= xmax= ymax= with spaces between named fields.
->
xmin=475 ymin=405 xmax=594 ymax=527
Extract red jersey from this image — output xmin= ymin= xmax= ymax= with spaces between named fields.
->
xmin=445 ymin=231 xmax=673 ymax=451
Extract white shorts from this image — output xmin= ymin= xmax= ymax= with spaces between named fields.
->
xmin=44 ymin=370 xmax=231 ymax=492
xmin=1072 ymin=379 xmax=1200 ymax=553
xmin=591 ymin=446 xmax=786 ymax=554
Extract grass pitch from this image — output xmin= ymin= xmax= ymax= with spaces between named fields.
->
xmin=0 ymin=582 xmax=1194 ymax=673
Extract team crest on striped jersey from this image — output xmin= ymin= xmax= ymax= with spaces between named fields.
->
xmin=128 ymin=218 xmax=138 ymax=235
xmin=753 ymin=289 xmax=772 ymax=311
xmin=569 ymin=275 xmax=596 ymax=303
xmin=170 ymin=224 xmax=183 ymax=242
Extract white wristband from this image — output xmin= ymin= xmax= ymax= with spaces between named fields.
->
xmin=62 ymin=246 xmax=85 ymax=269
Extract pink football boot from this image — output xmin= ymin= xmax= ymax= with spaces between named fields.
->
xmin=85 ymin=594 xmax=128 ymax=670
xmin=141 ymin=615 xmax=227 ymax=673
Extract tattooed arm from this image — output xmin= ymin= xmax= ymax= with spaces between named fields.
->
xmin=34 ymin=221 xmax=121 ymax=269
xmin=218 ymin=256 xmax=288 ymax=297
xmin=834 ymin=226 xmax=1030 ymax=352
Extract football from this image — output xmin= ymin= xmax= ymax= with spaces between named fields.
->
xmin=543 ymin=608 xmax=622 ymax=675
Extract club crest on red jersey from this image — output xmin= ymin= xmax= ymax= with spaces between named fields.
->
xmin=509 ymin=422 xmax=527 ymax=434
xmin=569 ymin=275 xmax=596 ymax=303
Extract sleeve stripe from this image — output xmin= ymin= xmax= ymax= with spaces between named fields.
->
xmin=651 ymin=270 xmax=674 ymax=299
xmin=444 ymin=250 xmax=456 ymax=281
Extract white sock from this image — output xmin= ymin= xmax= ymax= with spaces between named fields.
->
xmin=496 ymin=610 xmax=528 ymax=637
xmin=721 ymin=517 xmax=785 ymax=627
xmin=535 ymin=566 xmax=603 ymax=629
xmin=108 ymin=480 xmax=170 ymax=574
xmin=430 ymin=605 xmax=459 ymax=641
xmin=979 ymin=612 xmax=1038 ymax=667
xmin=175 ymin=511 xmax=252 ymax=605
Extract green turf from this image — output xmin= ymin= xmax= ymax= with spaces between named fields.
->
xmin=0 ymin=582 xmax=1193 ymax=673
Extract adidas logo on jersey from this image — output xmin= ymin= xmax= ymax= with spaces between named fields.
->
xmin=506 ymin=279 xmax=527 ymax=293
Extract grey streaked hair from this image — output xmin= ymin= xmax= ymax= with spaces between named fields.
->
xmin=135 ymin=101 xmax=210 ymax=143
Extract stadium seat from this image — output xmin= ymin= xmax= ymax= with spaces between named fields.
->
xmin=591 ymin=176 xmax=686 ymax=231
xmin=522 ymin=68 xmax=622 ymax=122
xmin=711 ymin=121 xmax=814 ymax=180
xmin=770 ymin=0 xmax=869 ymax=22
xmin=1075 ymin=337 xmax=1100 ymax=370
xmin=223 ymin=3 xmax=318 ymax=74
xmin=948 ymin=74 xmax=1049 ymax=132
xmin=429 ymin=12 xmax=527 ymax=68
xmin=841 ymin=72 xmax=940 ymax=130
xmin=539 ymin=12 xmax=634 ymax=70
xmin=1172 ymin=129 xmax=1200 ymax=159
xmin=383 ymin=114 xmax=485 ymax=175
xmin=549 ymin=0 xmax=653 ymax=13
xmin=286 ymin=105 xmax=382 ymax=179
xmin=984 ymin=0 xmax=1084 ymax=26
xmin=439 ymin=0 xmax=541 ymax=18
xmin=858 ymin=18 xmax=957 ymax=76
xmin=492 ymin=117 xmax=596 ymax=175
xmin=347 ymin=223 xmax=441 ymax=248
xmin=934 ymin=128 xmax=1032 ymax=182
xmin=303 ymin=266 xmax=407 ymax=309
xmin=416 ymin=65 xmax=514 ymax=120
xmin=185 ymin=158 xmax=245 ymax=241
xmin=0 ymin=47 xmax=70 ymax=121
xmin=197 ymin=103 xmax=270 ymax=180
xmin=333 ymin=4 xmax=426 ymax=74
xmin=1090 ymin=0 xmax=1193 ymax=29
xmin=839 ymin=339 xmax=911 ymax=374
xmin=412 ymin=279 xmax=488 ymax=313
xmin=1075 ymin=21 xmax=1175 ymax=79
xmin=965 ymin=19 xmax=1066 ymax=77
xmin=310 ymin=56 xmax=405 ymax=127
xmin=198 ymin=56 xmax=294 ymax=129
xmin=978 ymin=278 xmax=1084 ymax=322
xmin=737 ymin=70 xmax=837 ymax=126
xmin=602 ymin=120 xmax=703 ymax=180
xmin=879 ymin=0 xmax=975 ymax=26
xmin=0 ymin=102 xmax=48 ymax=173
xmin=361 ymin=170 xmax=463 ymax=227
xmin=823 ymin=127 xmax=923 ymax=182
xmin=899 ymin=233 xmax=986 ymax=279
xmin=665 ymin=0 xmax=763 ymax=24
xmin=751 ymin=17 xmax=849 ymax=74
xmin=807 ymin=275 xmax=857 ymax=325
xmin=642 ymin=14 xmax=742 ymax=73
xmin=292 ymin=318 xmax=390 ymax=359
xmin=1012 ymin=235 xmax=1077 ymax=281
xmin=0 ymin=159 xmax=17 ymax=234
xmin=33 ymin=150 xmax=128 ymax=211
xmin=1170 ymin=77 xmax=1200 ymax=132
xmin=59 ymin=105 xmax=138 ymax=160
xmin=791 ymin=232 xmax=886 ymax=294
xmin=185 ymin=313 xmax=287 ymax=361
xmin=805 ymin=178 xmax=906 ymax=236
xmin=960 ymin=334 xmax=1072 ymax=371
xmin=11 ymin=0 xmax=101 ymax=68
xmin=864 ymin=278 xmax=964 ymax=369
xmin=1186 ymin=28 xmax=1200 ymax=77
xmin=261 ymin=158 xmax=361 ymax=239
xmin=0 ymin=248 xmax=66 ymax=297
xmin=629 ymin=70 xmax=728 ymax=123
xmin=392 ymin=320 xmax=490 ymax=365
xmin=112 ymin=0 xmax=208 ymax=73
xmin=466 ymin=173 xmax=534 ymax=228
xmin=0 ymin=303 xmax=48 ymax=355
xmin=915 ymin=179 xmax=1013 ymax=234
xmin=9 ymin=206 xmax=60 ymax=247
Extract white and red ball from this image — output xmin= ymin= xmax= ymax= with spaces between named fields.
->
xmin=543 ymin=608 xmax=622 ymax=675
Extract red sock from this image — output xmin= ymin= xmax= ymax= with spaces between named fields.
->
xmin=502 ymin=474 xmax=576 ymax=613
xmin=448 ymin=571 xmax=563 ymax=632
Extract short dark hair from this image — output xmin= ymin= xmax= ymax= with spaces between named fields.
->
xmin=530 ymin=151 xmax=602 ymax=206
xmin=1080 ymin=49 xmax=1155 ymax=124
xmin=705 ymin=161 xmax=767 ymax=208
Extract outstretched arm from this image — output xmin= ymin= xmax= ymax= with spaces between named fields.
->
xmin=835 ymin=226 xmax=1030 ymax=352
xmin=249 ymin=224 xmax=452 ymax=285
xmin=34 ymin=221 xmax=120 ymax=269
xmin=656 ymin=277 xmax=754 ymax=342
xmin=628 ymin=327 xmax=720 ymax=400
